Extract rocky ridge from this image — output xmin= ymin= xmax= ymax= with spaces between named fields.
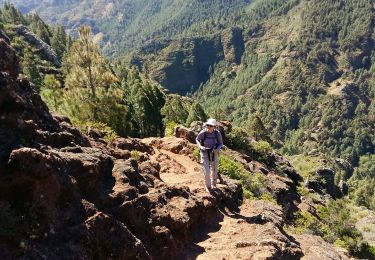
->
xmin=0 ymin=30 xmax=352 ymax=259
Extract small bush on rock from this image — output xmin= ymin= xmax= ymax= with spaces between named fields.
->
xmin=218 ymin=154 xmax=273 ymax=200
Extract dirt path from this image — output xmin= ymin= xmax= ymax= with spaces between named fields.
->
xmin=149 ymin=148 xmax=283 ymax=260
xmin=144 ymin=139 xmax=352 ymax=260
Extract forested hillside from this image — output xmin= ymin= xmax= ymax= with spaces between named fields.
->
xmin=125 ymin=0 xmax=374 ymax=170
xmin=0 ymin=3 xmax=70 ymax=87
xmin=1 ymin=0 xmax=374 ymax=187
xmin=193 ymin=0 xmax=375 ymax=168
xmin=0 ymin=0 xmax=251 ymax=56
xmin=1 ymin=1 xmax=375 ymax=258
xmin=0 ymin=3 xmax=207 ymax=139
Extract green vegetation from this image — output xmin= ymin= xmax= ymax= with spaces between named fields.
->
xmin=1 ymin=3 xmax=209 ymax=138
xmin=288 ymin=155 xmax=322 ymax=180
xmin=67 ymin=0 xmax=372 ymax=194
xmin=63 ymin=25 xmax=118 ymax=119
xmin=38 ymin=24 xmax=167 ymax=138
xmin=0 ymin=3 xmax=70 ymax=90
xmin=193 ymin=147 xmax=200 ymax=162
xmin=245 ymin=113 xmax=271 ymax=143
xmin=218 ymin=154 xmax=274 ymax=201
xmin=40 ymin=74 xmax=63 ymax=112
xmin=0 ymin=0 xmax=252 ymax=56
xmin=161 ymin=94 xmax=207 ymax=127
xmin=61 ymin=25 xmax=123 ymax=130
xmin=130 ymin=150 xmax=141 ymax=161
xmin=164 ymin=121 xmax=178 ymax=137
xmin=1 ymin=2 xmax=374 ymax=257
xmin=289 ymin=199 xmax=375 ymax=258
xmin=194 ymin=0 xmax=374 ymax=168
xmin=348 ymin=155 xmax=375 ymax=209
xmin=226 ymin=127 xmax=272 ymax=164
xmin=3 ymin=0 xmax=373 ymax=171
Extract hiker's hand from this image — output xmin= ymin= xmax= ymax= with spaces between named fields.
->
xmin=200 ymin=146 xmax=207 ymax=151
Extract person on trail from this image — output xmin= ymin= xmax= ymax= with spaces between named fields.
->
xmin=196 ymin=118 xmax=223 ymax=192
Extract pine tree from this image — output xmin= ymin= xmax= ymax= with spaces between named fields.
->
xmin=122 ymin=69 xmax=165 ymax=137
xmin=246 ymin=113 xmax=270 ymax=142
xmin=186 ymin=102 xmax=207 ymax=126
xmin=63 ymin=26 xmax=117 ymax=120
xmin=161 ymin=95 xmax=189 ymax=124
xmin=40 ymin=74 xmax=63 ymax=112
xmin=29 ymin=14 xmax=51 ymax=44
xmin=51 ymin=25 xmax=68 ymax=60
xmin=1 ymin=3 xmax=27 ymax=25
xmin=21 ymin=50 xmax=42 ymax=89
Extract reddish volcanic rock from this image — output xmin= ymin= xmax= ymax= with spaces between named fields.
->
xmin=0 ymin=30 xmax=352 ymax=260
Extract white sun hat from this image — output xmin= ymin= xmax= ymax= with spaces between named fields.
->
xmin=206 ymin=118 xmax=217 ymax=126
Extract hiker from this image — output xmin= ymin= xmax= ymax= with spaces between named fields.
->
xmin=196 ymin=118 xmax=223 ymax=192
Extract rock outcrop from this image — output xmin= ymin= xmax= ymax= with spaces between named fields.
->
xmin=0 ymin=31 xmax=241 ymax=259
xmin=13 ymin=25 xmax=61 ymax=67
xmin=0 ymin=30 xmax=19 ymax=78
xmin=0 ymin=30 xmax=352 ymax=259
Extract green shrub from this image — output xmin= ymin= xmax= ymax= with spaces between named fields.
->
xmin=348 ymin=155 xmax=375 ymax=210
xmin=226 ymin=127 xmax=273 ymax=164
xmin=165 ymin=121 xmax=178 ymax=137
xmin=242 ymin=188 xmax=254 ymax=199
xmin=317 ymin=199 xmax=373 ymax=257
xmin=362 ymin=225 xmax=371 ymax=232
xmin=357 ymin=243 xmax=375 ymax=259
xmin=288 ymin=155 xmax=321 ymax=180
xmin=130 ymin=150 xmax=140 ymax=161
xmin=226 ymin=127 xmax=255 ymax=154
xmin=218 ymin=154 xmax=244 ymax=179
xmin=290 ymin=210 xmax=319 ymax=235
xmin=218 ymin=154 xmax=273 ymax=200
xmin=253 ymin=141 xmax=272 ymax=155
xmin=259 ymin=193 xmax=277 ymax=204
xmin=288 ymin=198 xmax=375 ymax=258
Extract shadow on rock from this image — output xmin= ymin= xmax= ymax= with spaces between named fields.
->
xmin=178 ymin=211 xmax=224 ymax=260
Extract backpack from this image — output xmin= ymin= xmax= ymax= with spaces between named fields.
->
xmin=200 ymin=129 xmax=219 ymax=148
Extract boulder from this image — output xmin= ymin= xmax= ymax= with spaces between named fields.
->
xmin=174 ymin=125 xmax=197 ymax=143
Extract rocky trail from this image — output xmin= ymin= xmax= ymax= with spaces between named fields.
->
xmin=149 ymin=146 xmax=272 ymax=259
xmin=0 ymin=26 xmax=356 ymax=260
xmin=144 ymin=138 xmax=352 ymax=260
xmin=151 ymin=147 xmax=294 ymax=259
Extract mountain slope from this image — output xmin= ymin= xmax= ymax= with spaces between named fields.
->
xmin=0 ymin=34 xmax=357 ymax=257
xmin=0 ymin=0 xmax=252 ymax=56
xmin=194 ymin=0 xmax=375 ymax=166
xmin=125 ymin=0 xmax=374 ymax=168
xmin=2 ymin=0 xmax=373 ymax=174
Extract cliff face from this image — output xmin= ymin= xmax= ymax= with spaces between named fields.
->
xmin=130 ymin=27 xmax=245 ymax=95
